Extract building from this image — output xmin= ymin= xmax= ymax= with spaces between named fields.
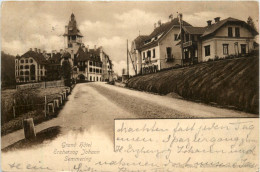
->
xmin=15 ymin=48 xmax=48 ymax=83
xmin=131 ymin=17 xmax=191 ymax=75
xmin=184 ymin=17 xmax=258 ymax=61
xmin=132 ymin=16 xmax=258 ymax=75
xmin=62 ymin=13 xmax=114 ymax=82
xmin=15 ymin=13 xmax=114 ymax=83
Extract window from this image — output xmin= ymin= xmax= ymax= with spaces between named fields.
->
xmin=223 ymin=44 xmax=229 ymax=55
xmin=228 ymin=27 xmax=233 ymax=37
xmin=241 ymin=44 xmax=247 ymax=54
xmin=90 ymin=68 xmax=92 ymax=72
xmin=90 ymin=76 xmax=92 ymax=81
xmin=96 ymin=77 xmax=98 ymax=81
xmin=30 ymin=59 xmax=33 ymax=63
xmin=20 ymin=71 xmax=23 ymax=75
xmin=68 ymin=43 xmax=72 ymax=48
xmin=153 ymin=49 xmax=155 ymax=58
xmin=147 ymin=50 xmax=151 ymax=58
xmin=204 ymin=45 xmax=210 ymax=56
xmin=166 ymin=47 xmax=172 ymax=59
xmin=25 ymin=65 xmax=29 ymax=69
xmin=143 ymin=52 xmax=145 ymax=60
xmin=93 ymin=68 xmax=96 ymax=72
xmin=25 ymin=71 xmax=29 ymax=75
xmin=90 ymin=61 xmax=93 ymax=66
xmin=96 ymin=69 xmax=99 ymax=73
xmin=72 ymin=36 xmax=76 ymax=40
xmin=20 ymin=65 xmax=23 ymax=69
xmin=25 ymin=59 xmax=28 ymax=63
xmin=235 ymin=27 xmax=240 ymax=37
xmin=174 ymin=34 xmax=179 ymax=41
xmin=21 ymin=60 xmax=24 ymax=63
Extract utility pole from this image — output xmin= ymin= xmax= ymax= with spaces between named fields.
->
xmin=179 ymin=13 xmax=184 ymax=67
xmin=127 ymin=39 xmax=129 ymax=77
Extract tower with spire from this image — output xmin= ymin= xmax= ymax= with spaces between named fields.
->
xmin=63 ymin=13 xmax=84 ymax=60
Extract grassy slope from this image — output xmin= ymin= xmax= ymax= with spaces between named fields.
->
xmin=1 ymin=87 xmax=68 ymax=135
xmin=127 ymin=56 xmax=259 ymax=114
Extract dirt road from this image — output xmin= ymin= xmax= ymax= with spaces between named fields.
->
xmin=1 ymin=82 xmax=257 ymax=149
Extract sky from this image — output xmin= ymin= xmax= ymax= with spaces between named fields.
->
xmin=1 ymin=1 xmax=259 ymax=75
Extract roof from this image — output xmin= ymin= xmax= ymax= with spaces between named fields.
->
xmin=133 ymin=35 xmax=149 ymax=50
xmin=183 ymin=26 xmax=207 ymax=35
xmin=137 ymin=18 xmax=192 ymax=50
xmin=201 ymin=17 xmax=258 ymax=37
xmin=63 ymin=13 xmax=83 ymax=37
xmin=49 ymin=53 xmax=62 ymax=64
xmin=20 ymin=50 xmax=48 ymax=65
xmin=76 ymin=47 xmax=102 ymax=62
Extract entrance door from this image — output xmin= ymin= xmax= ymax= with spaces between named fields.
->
xmin=241 ymin=44 xmax=247 ymax=54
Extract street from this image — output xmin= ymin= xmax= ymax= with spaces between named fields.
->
xmin=1 ymin=82 xmax=257 ymax=149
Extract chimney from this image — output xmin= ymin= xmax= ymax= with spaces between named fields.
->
xmin=29 ymin=48 xmax=32 ymax=51
xmin=87 ymin=45 xmax=89 ymax=52
xmin=38 ymin=49 xmax=41 ymax=53
xmin=94 ymin=45 xmax=96 ymax=51
xmin=207 ymin=20 xmax=212 ymax=26
xmin=60 ymin=49 xmax=63 ymax=54
xmin=34 ymin=48 xmax=37 ymax=52
xmin=82 ymin=46 xmax=86 ymax=52
xmin=214 ymin=17 xmax=220 ymax=23
xmin=158 ymin=20 xmax=162 ymax=26
xmin=154 ymin=23 xmax=157 ymax=29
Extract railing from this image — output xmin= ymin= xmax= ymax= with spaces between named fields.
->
xmin=183 ymin=41 xmax=197 ymax=48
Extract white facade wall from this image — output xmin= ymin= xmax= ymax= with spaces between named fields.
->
xmin=159 ymin=28 xmax=182 ymax=69
xmin=201 ymin=23 xmax=255 ymax=61
xmin=16 ymin=57 xmax=46 ymax=83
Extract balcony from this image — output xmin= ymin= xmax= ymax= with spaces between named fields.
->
xmin=183 ymin=41 xmax=197 ymax=48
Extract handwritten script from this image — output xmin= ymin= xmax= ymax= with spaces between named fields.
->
xmin=2 ymin=119 xmax=258 ymax=172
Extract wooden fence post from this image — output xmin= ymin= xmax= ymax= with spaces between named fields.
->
xmin=44 ymin=95 xmax=47 ymax=117
xmin=23 ymin=118 xmax=36 ymax=140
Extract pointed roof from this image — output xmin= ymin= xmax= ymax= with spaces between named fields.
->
xmin=201 ymin=17 xmax=258 ymax=37
xmin=63 ymin=13 xmax=83 ymax=37
xmin=137 ymin=18 xmax=192 ymax=50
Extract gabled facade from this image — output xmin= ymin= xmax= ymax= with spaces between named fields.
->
xmin=131 ymin=18 xmax=191 ymax=75
xmin=182 ymin=17 xmax=258 ymax=62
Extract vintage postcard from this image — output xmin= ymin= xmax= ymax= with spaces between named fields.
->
xmin=1 ymin=1 xmax=259 ymax=172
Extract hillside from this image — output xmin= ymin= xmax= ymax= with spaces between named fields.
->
xmin=1 ymin=51 xmax=16 ymax=88
xmin=127 ymin=56 xmax=259 ymax=114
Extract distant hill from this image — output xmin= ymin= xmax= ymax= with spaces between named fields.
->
xmin=127 ymin=56 xmax=259 ymax=114
xmin=1 ymin=51 xmax=16 ymax=88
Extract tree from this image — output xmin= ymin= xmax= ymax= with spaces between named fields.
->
xmin=61 ymin=60 xmax=72 ymax=87
xmin=247 ymin=16 xmax=257 ymax=31
xmin=1 ymin=51 xmax=16 ymax=88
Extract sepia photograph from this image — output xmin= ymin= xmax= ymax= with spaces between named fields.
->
xmin=1 ymin=1 xmax=259 ymax=171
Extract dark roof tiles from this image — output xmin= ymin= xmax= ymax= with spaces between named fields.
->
xmin=20 ymin=50 xmax=48 ymax=65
